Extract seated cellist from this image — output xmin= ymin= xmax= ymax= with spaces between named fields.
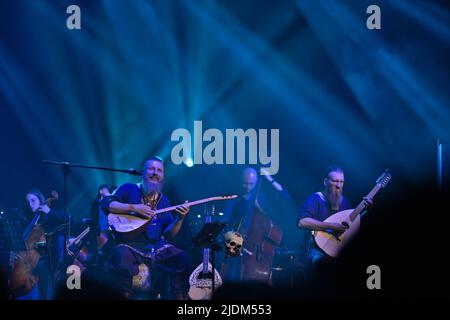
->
xmin=9 ymin=189 xmax=65 ymax=300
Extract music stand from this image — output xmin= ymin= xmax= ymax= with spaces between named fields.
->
xmin=191 ymin=222 xmax=226 ymax=295
xmin=43 ymin=160 xmax=142 ymax=270
xmin=0 ymin=216 xmax=26 ymax=252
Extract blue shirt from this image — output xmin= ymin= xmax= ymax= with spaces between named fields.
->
xmin=297 ymin=192 xmax=352 ymax=224
xmin=297 ymin=192 xmax=353 ymax=247
xmin=101 ymin=183 xmax=178 ymax=252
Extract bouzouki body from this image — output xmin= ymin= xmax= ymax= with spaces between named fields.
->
xmin=188 ymin=205 xmax=222 ymax=300
xmin=188 ymin=262 xmax=222 ymax=300
xmin=314 ymin=210 xmax=360 ymax=258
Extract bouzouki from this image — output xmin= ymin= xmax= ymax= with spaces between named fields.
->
xmin=314 ymin=170 xmax=391 ymax=258
xmin=188 ymin=205 xmax=222 ymax=300
xmin=108 ymin=195 xmax=237 ymax=233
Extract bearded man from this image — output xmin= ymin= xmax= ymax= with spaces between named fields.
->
xmin=297 ymin=166 xmax=371 ymax=267
xmin=101 ymin=156 xmax=189 ymax=299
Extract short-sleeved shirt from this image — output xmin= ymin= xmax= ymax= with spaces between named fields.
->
xmin=297 ymin=192 xmax=353 ymax=249
xmin=101 ymin=183 xmax=178 ymax=252
xmin=297 ymin=192 xmax=352 ymax=224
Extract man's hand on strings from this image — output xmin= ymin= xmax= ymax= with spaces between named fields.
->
xmin=175 ymin=200 xmax=190 ymax=219
xmin=363 ymin=197 xmax=374 ymax=211
xmin=133 ymin=204 xmax=154 ymax=218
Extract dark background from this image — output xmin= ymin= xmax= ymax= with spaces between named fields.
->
xmin=1 ymin=0 xmax=449 ymax=299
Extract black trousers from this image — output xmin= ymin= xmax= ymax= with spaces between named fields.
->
xmin=106 ymin=243 xmax=188 ymax=299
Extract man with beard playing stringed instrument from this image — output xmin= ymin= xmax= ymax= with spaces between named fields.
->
xmin=101 ymin=156 xmax=190 ymax=299
xmin=297 ymin=166 xmax=373 ymax=268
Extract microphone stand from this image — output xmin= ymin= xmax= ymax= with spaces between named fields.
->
xmin=62 ymin=163 xmax=70 ymax=270
xmin=42 ymin=160 xmax=142 ymax=279
xmin=44 ymin=223 xmax=69 ymax=295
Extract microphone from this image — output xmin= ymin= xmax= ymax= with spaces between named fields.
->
xmin=260 ymin=168 xmax=283 ymax=192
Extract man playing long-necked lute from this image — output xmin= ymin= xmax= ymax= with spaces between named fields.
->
xmin=297 ymin=165 xmax=373 ymax=267
xmin=101 ymin=156 xmax=190 ymax=299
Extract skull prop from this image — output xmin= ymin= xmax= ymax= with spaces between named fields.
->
xmin=223 ymin=231 xmax=244 ymax=257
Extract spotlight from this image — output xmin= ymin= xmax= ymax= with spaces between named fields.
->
xmin=185 ymin=158 xmax=194 ymax=167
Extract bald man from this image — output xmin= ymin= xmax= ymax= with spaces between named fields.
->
xmin=224 ymin=168 xmax=264 ymax=232
xmin=242 ymin=167 xmax=258 ymax=195
xmin=219 ymin=167 xmax=273 ymax=283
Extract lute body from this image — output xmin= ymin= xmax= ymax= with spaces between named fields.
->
xmin=188 ymin=206 xmax=222 ymax=300
xmin=314 ymin=171 xmax=391 ymax=257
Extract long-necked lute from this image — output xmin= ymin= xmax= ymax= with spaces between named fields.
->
xmin=314 ymin=170 xmax=391 ymax=257
xmin=108 ymin=195 xmax=237 ymax=233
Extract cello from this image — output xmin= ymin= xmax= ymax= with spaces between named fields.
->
xmin=241 ymin=205 xmax=282 ymax=284
xmin=232 ymin=175 xmax=283 ymax=284
xmin=9 ymin=191 xmax=59 ymax=297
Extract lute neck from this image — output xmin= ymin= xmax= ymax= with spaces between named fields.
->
xmin=202 ymin=209 xmax=213 ymax=275
xmin=202 ymin=247 xmax=210 ymax=275
xmin=350 ymin=183 xmax=382 ymax=221
xmin=153 ymin=196 xmax=234 ymax=215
